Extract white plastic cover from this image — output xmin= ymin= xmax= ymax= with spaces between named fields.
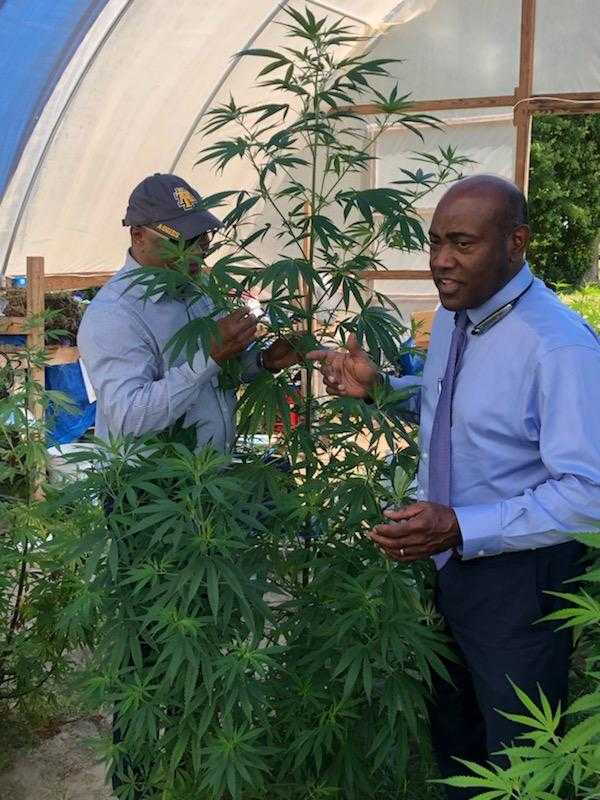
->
xmin=1 ymin=0 xmax=598 ymax=324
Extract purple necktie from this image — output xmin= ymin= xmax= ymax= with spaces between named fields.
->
xmin=428 ymin=310 xmax=469 ymax=570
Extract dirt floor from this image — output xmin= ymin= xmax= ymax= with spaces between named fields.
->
xmin=0 ymin=717 xmax=112 ymax=800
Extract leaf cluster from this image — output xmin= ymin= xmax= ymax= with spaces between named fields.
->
xmin=529 ymin=115 xmax=600 ymax=287
xmin=0 ymin=343 xmax=95 ymax=715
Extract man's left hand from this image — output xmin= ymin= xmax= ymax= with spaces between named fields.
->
xmin=262 ymin=338 xmax=301 ymax=371
xmin=369 ymin=501 xmax=461 ymax=562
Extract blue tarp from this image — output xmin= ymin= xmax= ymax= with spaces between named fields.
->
xmin=0 ymin=333 xmax=95 ymax=444
xmin=398 ymin=337 xmax=425 ymax=376
xmin=0 ymin=0 xmax=108 ymax=198
xmin=45 ymin=360 xmax=96 ymax=445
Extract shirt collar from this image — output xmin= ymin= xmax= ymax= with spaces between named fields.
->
xmin=466 ymin=262 xmax=533 ymax=326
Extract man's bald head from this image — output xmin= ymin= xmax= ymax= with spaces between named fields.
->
xmin=438 ymin=175 xmax=528 ymax=235
xmin=429 ymin=174 xmax=531 ymax=311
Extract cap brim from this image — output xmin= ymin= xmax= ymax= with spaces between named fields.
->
xmin=167 ymin=209 xmax=223 ymax=240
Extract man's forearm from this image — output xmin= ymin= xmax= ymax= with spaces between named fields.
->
xmin=454 ymin=473 xmax=600 ymax=559
xmin=96 ymin=352 xmax=221 ymax=438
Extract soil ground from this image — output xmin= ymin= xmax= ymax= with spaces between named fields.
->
xmin=0 ymin=716 xmax=112 ymax=800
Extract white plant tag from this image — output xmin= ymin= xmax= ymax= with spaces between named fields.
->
xmin=79 ymin=359 xmax=96 ymax=403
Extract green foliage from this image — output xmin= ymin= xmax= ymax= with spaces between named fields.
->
xmin=59 ymin=439 xmax=293 ymax=798
xmin=529 ymin=115 xmax=600 ymax=287
xmin=559 ymin=284 xmax=600 ymax=332
xmin=62 ymin=7 xmax=469 ymax=798
xmin=62 ymin=432 xmax=451 ymax=799
xmin=0 ymin=337 xmax=97 ymax=716
xmin=440 ymin=533 xmax=600 ymax=800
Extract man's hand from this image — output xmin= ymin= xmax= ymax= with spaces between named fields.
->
xmin=211 ymin=307 xmax=257 ymax=364
xmin=369 ymin=501 xmax=461 ymax=562
xmin=306 ymin=334 xmax=378 ymax=399
xmin=261 ymin=337 xmax=302 ymax=371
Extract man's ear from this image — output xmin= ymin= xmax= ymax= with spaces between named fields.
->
xmin=510 ymin=224 xmax=530 ymax=262
xmin=130 ymin=226 xmax=145 ymax=246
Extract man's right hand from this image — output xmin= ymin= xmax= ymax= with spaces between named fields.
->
xmin=210 ymin=307 xmax=257 ymax=364
xmin=306 ymin=334 xmax=378 ymax=399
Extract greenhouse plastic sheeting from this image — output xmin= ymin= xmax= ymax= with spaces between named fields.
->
xmin=0 ymin=0 xmax=599 ymax=312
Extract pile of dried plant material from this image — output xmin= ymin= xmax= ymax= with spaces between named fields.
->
xmin=1 ymin=289 xmax=84 ymax=345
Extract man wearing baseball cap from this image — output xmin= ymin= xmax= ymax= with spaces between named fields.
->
xmin=79 ymin=173 xmax=299 ymax=798
xmin=78 ymin=173 xmax=298 ymax=452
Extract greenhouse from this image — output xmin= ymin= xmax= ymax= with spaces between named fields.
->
xmin=1 ymin=1 xmax=599 ymax=799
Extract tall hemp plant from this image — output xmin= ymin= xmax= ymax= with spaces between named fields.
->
xmin=0 ymin=317 xmax=95 ymax=727
xmin=64 ymin=8 xmax=470 ymax=798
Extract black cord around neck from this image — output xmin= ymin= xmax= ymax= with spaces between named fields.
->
xmin=470 ymin=278 xmax=535 ymax=336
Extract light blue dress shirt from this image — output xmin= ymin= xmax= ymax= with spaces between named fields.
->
xmin=390 ymin=263 xmax=600 ymax=560
xmin=78 ymin=252 xmax=263 ymax=452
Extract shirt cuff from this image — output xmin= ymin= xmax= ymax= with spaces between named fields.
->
xmin=453 ymin=503 xmax=504 ymax=559
xmin=239 ymin=345 xmax=263 ymax=382
xmin=255 ymin=348 xmax=279 ymax=374
xmin=389 ymin=375 xmax=421 ymax=393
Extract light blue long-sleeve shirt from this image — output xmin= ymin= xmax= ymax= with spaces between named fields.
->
xmin=78 ymin=252 xmax=264 ymax=452
xmin=390 ymin=263 xmax=600 ymax=559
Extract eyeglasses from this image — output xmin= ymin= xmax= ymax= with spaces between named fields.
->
xmin=145 ymin=226 xmax=216 ymax=248
xmin=187 ymin=230 xmax=216 ymax=248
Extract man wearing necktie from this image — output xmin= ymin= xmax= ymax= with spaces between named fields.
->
xmin=307 ymin=175 xmax=600 ymax=797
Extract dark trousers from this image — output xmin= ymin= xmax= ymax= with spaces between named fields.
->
xmin=429 ymin=540 xmax=586 ymax=800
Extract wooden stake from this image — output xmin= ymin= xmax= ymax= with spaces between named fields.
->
xmin=514 ymin=0 xmax=537 ymax=193
xmin=363 ymin=130 xmax=377 ymax=301
xmin=342 ymin=94 xmax=515 ymax=115
xmin=26 ymin=256 xmax=46 ymax=499
xmin=26 ymin=257 xmax=45 ymax=398
xmin=300 ymin=201 xmax=312 ymax=400
xmin=362 ymin=269 xmax=432 ymax=281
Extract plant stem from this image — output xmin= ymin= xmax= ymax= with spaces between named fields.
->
xmin=7 ymin=540 xmax=29 ymax=641
xmin=236 ymin=120 xmax=308 ymax=263
xmin=300 ymin=47 xmax=325 ymax=586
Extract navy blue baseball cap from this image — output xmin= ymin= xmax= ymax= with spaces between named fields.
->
xmin=122 ymin=173 xmax=222 ymax=241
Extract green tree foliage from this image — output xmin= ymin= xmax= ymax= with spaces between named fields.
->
xmin=62 ymin=7 xmax=470 ymax=798
xmin=560 ymin=284 xmax=600 ymax=332
xmin=528 ymin=115 xmax=600 ymax=287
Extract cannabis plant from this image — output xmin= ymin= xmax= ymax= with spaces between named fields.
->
xmin=67 ymin=7 xmax=470 ymax=798
xmin=441 ymin=533 xmax=600 ymax=800
xmin=0 ymin=323 xmax=95 ymax=711
xmin=59 ymin=434 xmax=299 ymax=799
